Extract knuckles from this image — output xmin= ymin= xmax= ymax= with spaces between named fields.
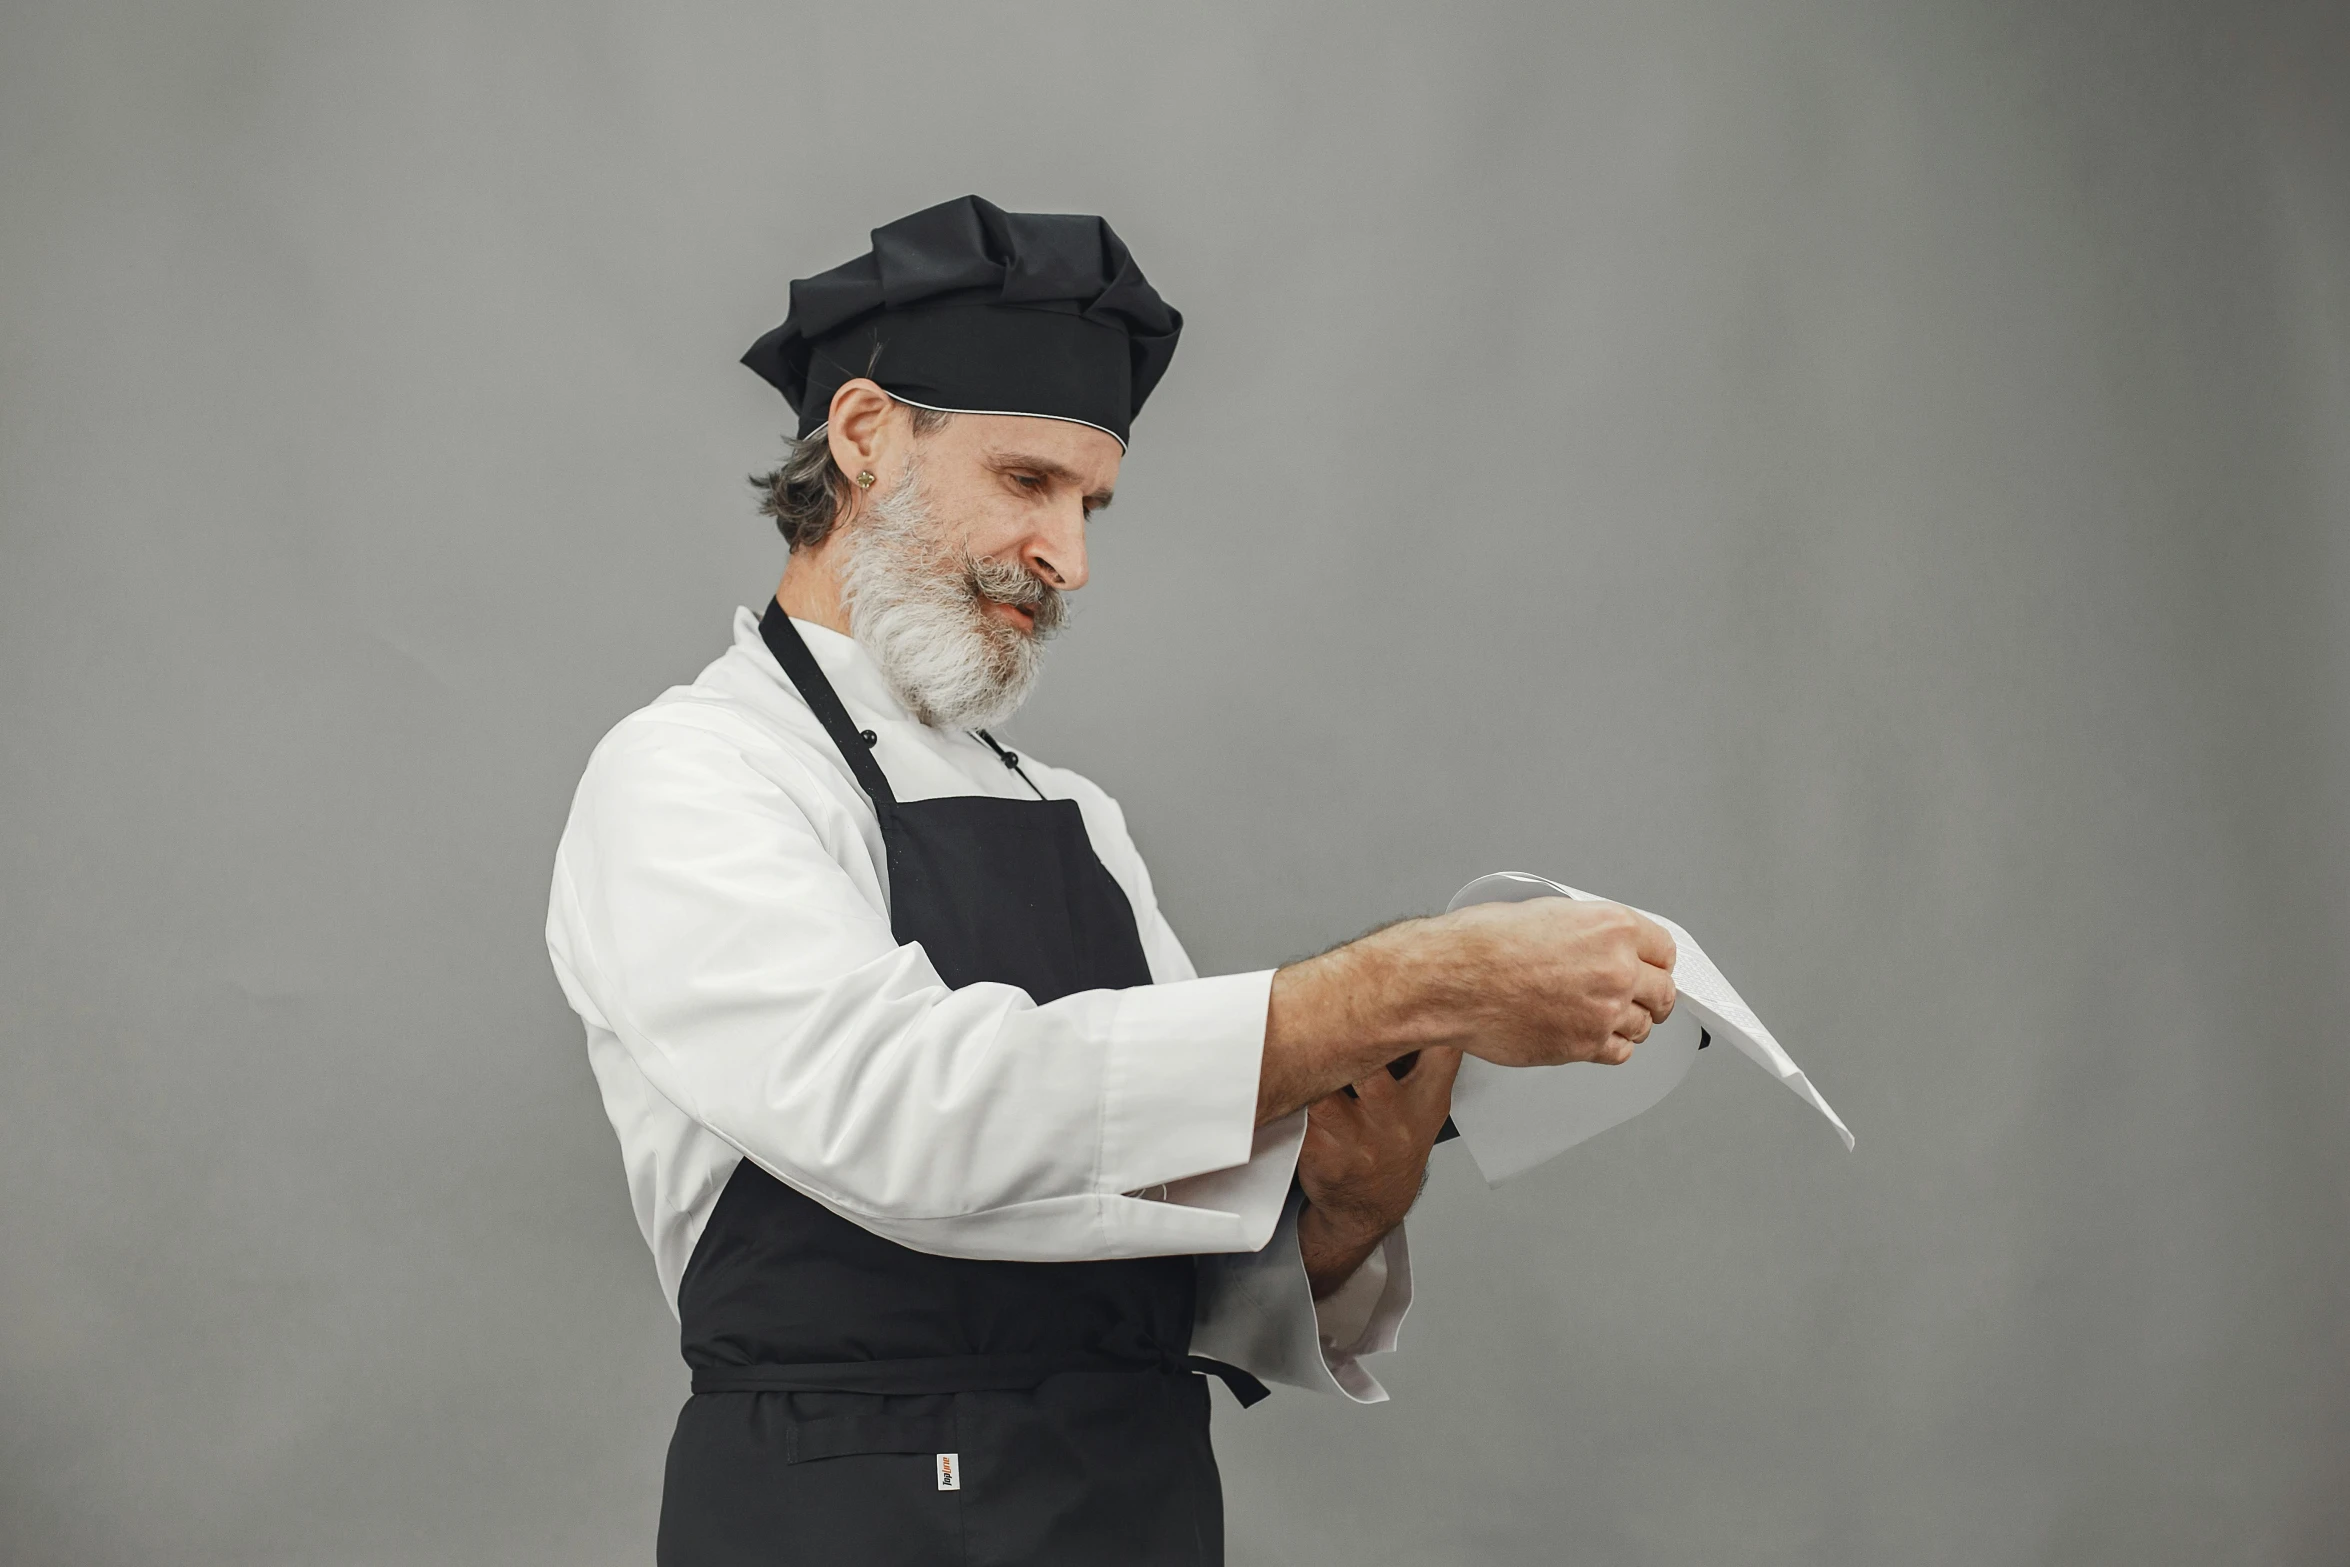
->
xmin=1604 ymin=951 xmax=1641 ymax=996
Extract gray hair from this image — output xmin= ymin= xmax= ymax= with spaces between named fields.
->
xmin=751 ymin=405 xmax=955 ymax=552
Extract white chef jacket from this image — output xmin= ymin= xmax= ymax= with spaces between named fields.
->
xmin=546 ymin=605 xmax=1411 ymax=1401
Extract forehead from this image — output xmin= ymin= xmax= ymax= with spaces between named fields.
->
xmin=921 ymin=411 xmax=1124 ymax=491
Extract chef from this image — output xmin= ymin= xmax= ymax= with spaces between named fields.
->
xmin=546 ymin=195 xmax=1680 ymax=1566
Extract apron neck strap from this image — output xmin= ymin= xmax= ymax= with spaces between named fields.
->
xmin=971 ymin=728 xmax=1048 ymax=801
xmin=759 ymin=599 xmax=897 ymax=810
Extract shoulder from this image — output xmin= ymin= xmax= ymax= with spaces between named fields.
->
xmin=584 ymin=691 xmax=789 ymax=782
xmin=569 ymin=615 xmax=835 ymax=776
xmin=565 ymin=676 xmax=855 ymax=838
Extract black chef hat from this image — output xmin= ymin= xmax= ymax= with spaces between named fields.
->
xmin=742 ymin=195 xmax=1182 ymax=449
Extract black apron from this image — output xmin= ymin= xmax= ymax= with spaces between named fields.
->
xmin=656 ymin=603 xmax=1266 ymax=1567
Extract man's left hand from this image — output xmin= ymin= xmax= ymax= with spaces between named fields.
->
xmin=1296 ymin=1047 xmax=1463 ymax=1299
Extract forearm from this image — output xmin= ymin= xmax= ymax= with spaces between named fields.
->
xmin=1275 ymin=928 xmax=1464 ymax=1296
xmin=1260 ymin=915 xmax=1471 ymax=1126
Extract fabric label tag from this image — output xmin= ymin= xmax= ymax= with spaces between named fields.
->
xmin=936 ymin=1453 xmax=960 ymax=1491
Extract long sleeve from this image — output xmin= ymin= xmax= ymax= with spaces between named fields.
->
xmin=548 ymin=709 xmax=1295 ymax=1263
xmin=1190 ymin=1186 xmax=1417 ymax=1403
xmin=1091 ymin=807 xmax=1419 ymax=1399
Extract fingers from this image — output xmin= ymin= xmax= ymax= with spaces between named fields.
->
xmin=1358 ymin=1047 xmax=1455 ymax=1100
xmin=1404 ymin=1046 xmax=1464 ymax=1123
xmin=1407 ymin=1045 xmax=1464 ymax=1094
xmin=1626 ymin=909 xmax=1677 ymax=971
xmin=1307 ymin=1086 xmax=1366 ymax=1135
xmin=1352 ymin=1058 xmax=1406 ymax=1107
xmin=1596 ymin=1001 xmax=1653 ymax=1067
xmin=1631 ymin=960 xmax=1676 ymax=1024
xmin=1353 ymin=1047 xmax=1461 ymax=1139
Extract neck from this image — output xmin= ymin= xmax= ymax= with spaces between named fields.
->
xmin=776 ymin=539 xmax=851 ymax=635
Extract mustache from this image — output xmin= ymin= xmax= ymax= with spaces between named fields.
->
xmin=961 ymin=550 xmax=1066 ymax=634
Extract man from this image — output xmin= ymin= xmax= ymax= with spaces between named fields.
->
xmin=547 ymin=195 xmax=1677 ymax=1566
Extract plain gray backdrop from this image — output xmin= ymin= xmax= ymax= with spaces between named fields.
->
xmin=4 ymin=3 xmax=2346 ymax=1563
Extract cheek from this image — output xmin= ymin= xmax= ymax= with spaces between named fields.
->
xmin=957 ymin=505 xmax=1033 ymax=565
xmin=926 ymin=475 xmax=1030 ymax=558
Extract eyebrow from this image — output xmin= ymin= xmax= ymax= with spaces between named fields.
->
xmin=987 ymin=450 xmax=1115 ymax=510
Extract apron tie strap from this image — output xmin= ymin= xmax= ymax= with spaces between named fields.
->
xmin=692 ymin=1349 xmax=1273 ymax=1408
xmin=1183 ymin=1355 xmax=1272 ymax=1408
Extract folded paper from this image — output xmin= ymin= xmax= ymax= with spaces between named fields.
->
xmin=1443 ymin=872 xmax=1855 ymax=1184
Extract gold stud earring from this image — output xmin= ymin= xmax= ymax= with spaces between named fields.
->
xmin=856 ymin=470 xmax=876 ymax=491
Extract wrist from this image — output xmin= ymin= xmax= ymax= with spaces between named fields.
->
xmin=1298 ymin=1194 xmax=1365 ymax=1240
xmin=1297 ymin=1200 xmax=1387 ymax=1300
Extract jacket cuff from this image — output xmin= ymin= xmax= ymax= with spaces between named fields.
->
xmin=1312 ymin=1238 xmax=1391 ymax=1350
xmin=1097 ymin=969 xmax=1274 ymax=1195
xmin=1187 ymin=1186 xmax=1416 ymax=1404
xmin=1320 ymin=1224 xmax=1413 ymax=1395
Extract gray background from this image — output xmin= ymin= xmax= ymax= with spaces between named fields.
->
xmin=3 ymin=2 xmax=2345 ymax=1563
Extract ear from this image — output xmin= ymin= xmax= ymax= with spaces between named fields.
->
xmin=825 ymin=379 xmax=899 ymax=484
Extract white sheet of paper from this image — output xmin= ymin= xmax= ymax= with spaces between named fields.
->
xmin=1443 ymin=872 xmax=1855 ymax=1184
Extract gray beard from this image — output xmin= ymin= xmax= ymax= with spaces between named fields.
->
xmin=837 ymin=462 xmax=1065 ymax=730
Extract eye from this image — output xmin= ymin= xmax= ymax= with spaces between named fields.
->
xmin=1011 ymin=472 xmax=1047 ymax=492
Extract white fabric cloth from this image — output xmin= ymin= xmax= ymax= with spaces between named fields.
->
xmin=546 ymin=605 xmax=1411 ymax=1400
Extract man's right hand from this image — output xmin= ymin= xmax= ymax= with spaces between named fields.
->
xmin=1440 ymin=898 xmax=1678 ymax=1068
xmin=1258 ymin=898 xmax=1680 ymax=1126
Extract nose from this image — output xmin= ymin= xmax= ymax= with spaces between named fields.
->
xmin=1022 ymin=500 xmax=1090 ymax=593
